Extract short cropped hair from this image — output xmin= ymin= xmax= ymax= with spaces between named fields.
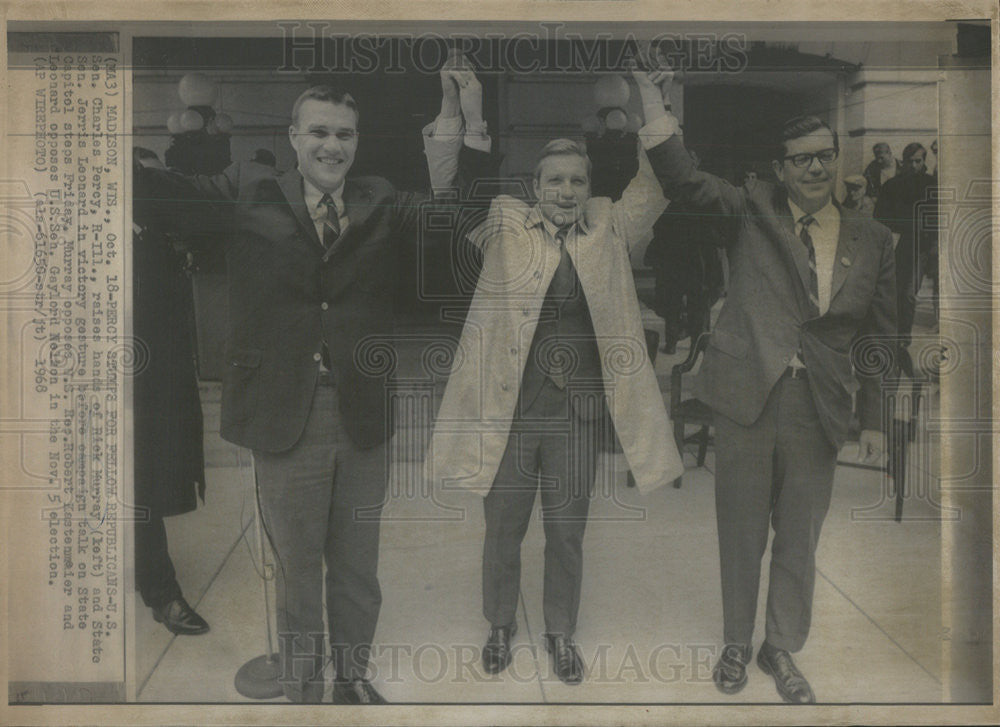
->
xmin=902 ymin=142 xmax=926 ymax=161
xmin=291 ymin=86 xmax=359 ymax=127
xmin=872 ymin=142 xmax=891 ymax=154
xmin=533 ymin=138 xmax=592 ymax=181
xmin=774 ymin=115 xmax=839 ymax=160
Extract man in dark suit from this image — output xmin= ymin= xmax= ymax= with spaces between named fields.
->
xmin=135 ymin=66 xmax=490 ymax=704
xmin=863 ymin=142 xmax=902 ymax=200
xmin=874 ymin=141 xmax=939 ymax=350
xmin=131 ymin=147 xmax=210 ymax=638
xmin=637 ymin=64 xmax=896 ymax=703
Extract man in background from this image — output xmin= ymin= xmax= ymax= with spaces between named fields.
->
xmin=863 ymin=141 xmax=901 ymax=200
xmin=875 ymin=141 xmax=939 ymax=350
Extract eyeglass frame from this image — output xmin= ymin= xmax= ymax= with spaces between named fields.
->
xmin=782 ymin=148 xmax=840 ymax=168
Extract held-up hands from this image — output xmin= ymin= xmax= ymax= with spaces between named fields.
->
xmin=440 ymin=50 xmax=484 ymax=130
xmin=629 ymin=44 xmax=674 ymax=120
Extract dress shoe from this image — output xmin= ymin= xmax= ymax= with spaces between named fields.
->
xmin=482 ymin=623 xmax=517 ymax=674
xmin=712 ymin=643 xmax=752 ymax=694
xmin=756 ymin=642 xmax=816 ymax=704
xmin=151 ymin=597 xmax=209 ymax=635
xmin=544 ymin=633 xmax=584 ymax=685
xmin=331 ymin=678 xmax=387 ymax=705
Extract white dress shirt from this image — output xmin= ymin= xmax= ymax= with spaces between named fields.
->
xmin=787 ymin=198 xmax=840 ymax=317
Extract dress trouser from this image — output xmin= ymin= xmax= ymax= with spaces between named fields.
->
xmin=713 ymin=374 xmax=838 ymax=653
xmin=895 ymin=235 xmax=927 ymax=346
xmin=254 ymin=380 xmax=387 ymax=703
xmin=482 ymin=377 xmax=602 ymax=637
xmin=134 ymin=512 xmax=183 ymax=609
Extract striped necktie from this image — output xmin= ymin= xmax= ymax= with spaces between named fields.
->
xmin=798 ymin=214 xmax=820 ymax=317
xmin=320 ymin=193 xmax=341 ymax=251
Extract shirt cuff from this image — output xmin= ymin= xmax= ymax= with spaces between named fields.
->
xmin=432 ymin=113 xmax=464 ymax=139
xmin=464 ymin=123 xmax=492 ymax=153
xmin=638 ymin=112 xmax=681 ymax=150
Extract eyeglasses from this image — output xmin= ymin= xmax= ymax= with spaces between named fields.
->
xmin=783 ymin=148 xmax=839 ymax=168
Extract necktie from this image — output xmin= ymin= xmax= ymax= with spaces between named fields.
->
xmin=548 ymin=226 xmax=573 ymax=389
xmin=320 ymin=193 xmax=341 ymax=252
xmin=798 ymin=214 xmax=820 ymax=317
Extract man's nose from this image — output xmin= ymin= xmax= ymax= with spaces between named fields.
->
xmin=806 ymin=155 xmax=825 ymax=174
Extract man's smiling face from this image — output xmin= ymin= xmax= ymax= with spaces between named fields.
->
xmin=533 ymin=154 xmax=591 ymax=228
xmin=289 ymin=99 xmax=359 ymax=193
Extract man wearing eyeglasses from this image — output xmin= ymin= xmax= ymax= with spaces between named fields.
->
xmin=637 ymin=64 xmax=896 ymax=703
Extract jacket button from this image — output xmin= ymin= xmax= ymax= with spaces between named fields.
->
xmin=313 ymin=352 xmax=322 ymax=362
xmin=510 ymin=347 xmax=517 ymax=355
xmin=522 ymin=309 xmax=530 ymax=317
xmin=321 ymin=302 xmax=329 ymax=311
xmin=500 ymin=383 xmax=510 ymax=392
xmin=533 ymin=271 xmax=542 ymax=279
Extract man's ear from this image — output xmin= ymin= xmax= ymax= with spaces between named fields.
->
xmin=288 ymin=125 xmax=298 ymax=152
xmin=771 ymin=159 xmax=784 ymax=184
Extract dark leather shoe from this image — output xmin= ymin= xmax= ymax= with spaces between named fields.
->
xmin=712 ymin=643 xmax=752 ymax=694
xmin=482 ymin=623 xmax=517 ymax=674
xmin=757 ymin=642 xmax=816 ymax=704
xmin=544 ymin=633 xmax=584 ymax=685
xmin=151 ymin=597 xmax=209 ymax=635
xmin=331 ymin=678 xmax=387 ymax=705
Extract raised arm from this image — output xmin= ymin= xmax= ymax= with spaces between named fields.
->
xmin=424 ymin=53 xmax=492 ymax=191
xmin=607 ymin=66 xmax=678 ymax=247
xmin=631 ymin=53 xmax=745 ymax=233
xmin=133 ymin=157 xmax=241 ymax=236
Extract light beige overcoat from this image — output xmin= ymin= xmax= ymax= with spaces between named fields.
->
xmin=426 ymin=149 xmax=684 ymax=495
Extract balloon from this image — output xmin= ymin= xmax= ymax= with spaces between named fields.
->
xmin=626 ymin=112 xmax=644 ymax=133
xmin=214 ymin=113 xmax=233 ymax=134
xmin=205 ymin=119 xmax=220 ymax=134
xmin=593 ymin=74 xmax=630 ymax=108
xmin=604 ymin=108 xmax=628 ymax=131
xmin=166 ymin=112 xmax=183 ymax=135
xmin=581 ymin=115 xmax=602 ymax=135
xmin=179 ymin=109 xmax=204 ymax=132
xmin=178 ymin=72 xmax=218 ymax=106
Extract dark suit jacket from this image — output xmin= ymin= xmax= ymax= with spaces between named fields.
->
xmin=136 ymin=151 xmax=489 ymax=452
xmin=863 ymin=157 xmax=902 ymax=199
xmin=646 ymin=136 xmax=897 ymax=448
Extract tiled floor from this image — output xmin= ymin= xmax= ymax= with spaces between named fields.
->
xmin=135 ymin=294 xmax=954 ymax=704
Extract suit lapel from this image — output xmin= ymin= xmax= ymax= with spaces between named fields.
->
xmin=771 ymin=186 xmax=814 ymax=306
xmin=276 ymin=168 xmax=321 ymax=248
xmin=829 ymin=208 xmax=859 ymax=304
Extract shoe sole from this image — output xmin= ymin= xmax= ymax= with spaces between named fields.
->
xmin=153 ymin=614 xmax=209 ymax=635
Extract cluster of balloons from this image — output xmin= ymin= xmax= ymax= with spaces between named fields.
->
xmin=165 ymin=72 xmax=234 ymax=135
xmin=580 ymin=75 xmax=644 ymax=136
